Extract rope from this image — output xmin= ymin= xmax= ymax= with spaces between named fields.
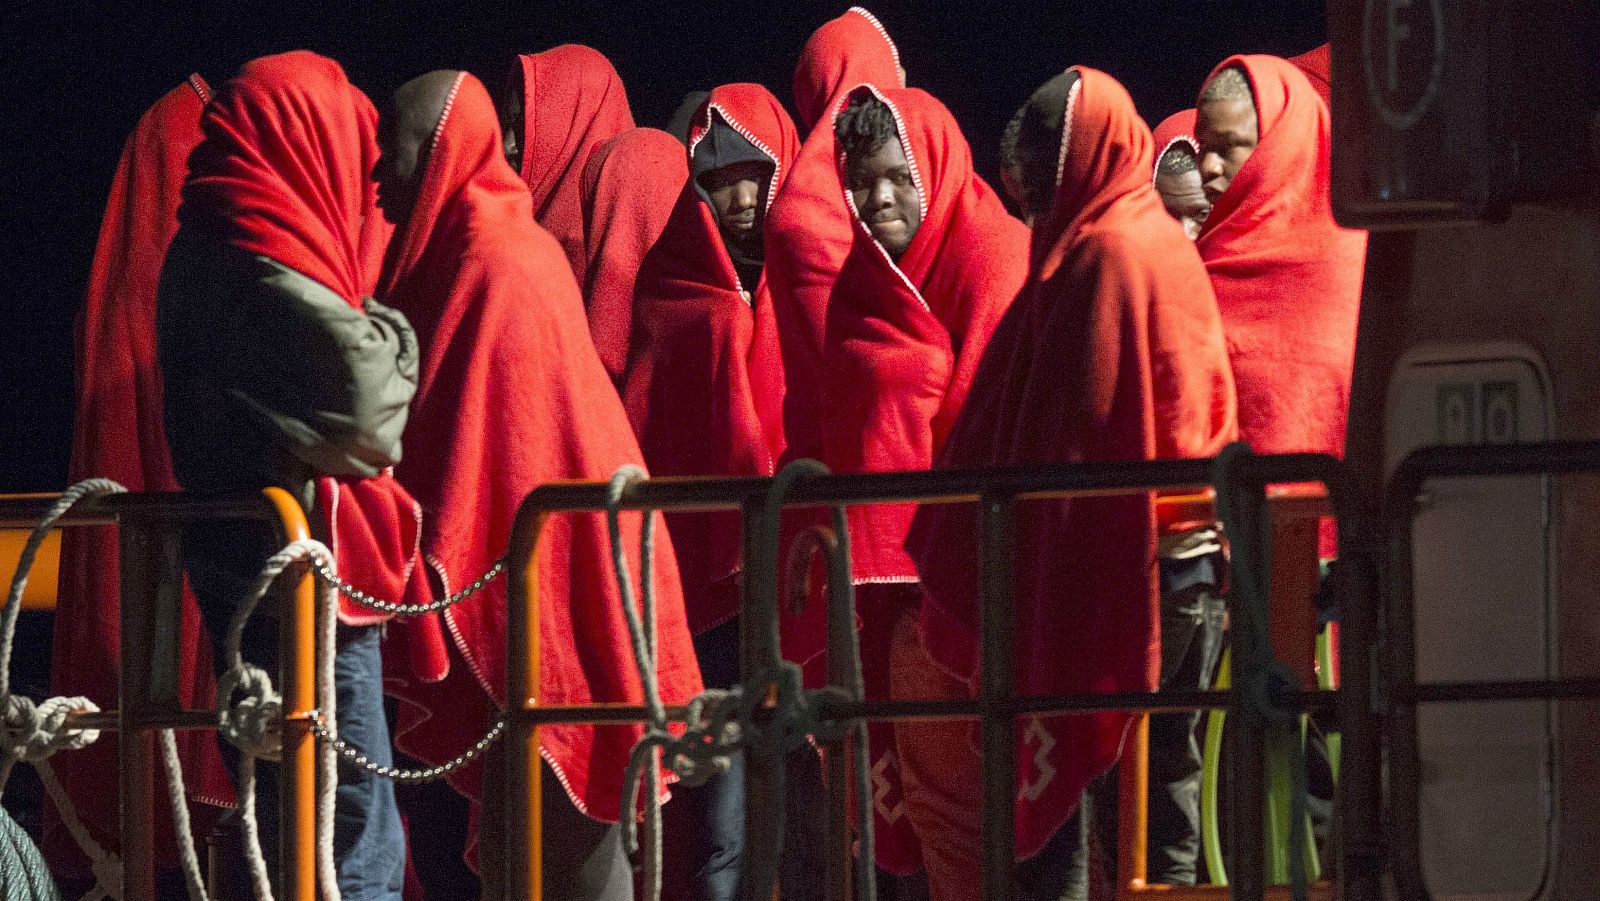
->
xmin=605 ymin=467 xmax=754 ymax=901
xmin=0 ymin=478 xmax=126 ymax=901
xmin=0 ymin=803 xmax=59 ymax=900
xmin=1212 ymin=444 xmax=1310 ymax=901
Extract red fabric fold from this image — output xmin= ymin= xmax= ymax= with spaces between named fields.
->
xmin=1289 ymin=44 xmax=1333 ymax=106
xmin=619 ymin=85 xmax=796 ymax=634
xmin=580 ymin=127 xmax=686 ymax=383
xmin=792 ymin=6 xmax=902 ymax=132
xmin=516 ymin=45 xmax=636 ymax=288
xmin=1196 ymin=55 xmax=1365 ymax=460
xmin=180 ymin=50 xmax=424 ymax=625
xmin=49 ymin=74 xmax=237 ymax=877
xmin=378 ymin=72 xmax=701 ymax=825
xmin=908 ymin=67 xmax=1237 ymax=857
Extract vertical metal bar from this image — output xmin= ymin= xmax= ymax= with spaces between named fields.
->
xmin=262 ymin=487 xmax=315 ymax=901
xmin=1116 ymin=714 xmax=1150 ymax=897
xmin=1218 ymin=459 xmax=1267 ymax=901
xmin=978 ymin=493 xmax=1018 ymax=901
xmin=118 ymin=517 xmax=158 ymax=901
xmin=1331 ymin=547 xmax=1385 ymax=901
xmin=506 ymin=510 xmax=548 ymax=901
xmin=740 ymin=492 xmax=785 ymax=901
xmin=1385 ymin=496 xmax=1429 ymax=900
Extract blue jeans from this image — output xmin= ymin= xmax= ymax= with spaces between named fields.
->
xmin=190 ymin=523 xmax=406 ymax=901
xmin=664 ymin=616 xmax=826 ymax=901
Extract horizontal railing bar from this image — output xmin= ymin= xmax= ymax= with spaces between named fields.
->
xmin=1390 ymin=440 xmax=1600 ymax=501
xmin=66 ymin=709 xmax=222 ymax=731
xmin=1404 ymin=677 xmax=1600 ymax=704
xmin=0 ymin=490 xmax=282 ymax=528
xmin=521 ymin=454 xmax=1339 ymax=515
xmin=514 ymin=688 xmax=1342 ymax=728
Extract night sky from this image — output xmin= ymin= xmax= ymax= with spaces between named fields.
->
xmin=0 ymin=0 xmax=1324 ymax=491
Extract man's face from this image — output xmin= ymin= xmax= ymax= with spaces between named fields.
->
xmin=499 ymin=71 xmax=524 ymax=175
xmin=1155 ymin=167 xmax=1210 ymax=240
xmin=373 ymin=107 xmax=427 ymax=227
xmin=1195 ymin=94 xmax=1259 ymax=205
xmin=846 ymin=137 xmax=922 ymax=260
xmin=698 ymin=160 xmax=771 ymax=258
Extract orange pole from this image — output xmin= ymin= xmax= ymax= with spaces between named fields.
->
xmin=506 ymin=509 xmax=549 ymax=900
xmin=263 ymin=487 xmax=316 ymax=901
xmin=1118 ymin=714 xmax=1151 ymax=898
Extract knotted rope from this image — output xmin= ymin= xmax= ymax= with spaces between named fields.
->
xmin=1 ymin=479 xmax=126 ymax=901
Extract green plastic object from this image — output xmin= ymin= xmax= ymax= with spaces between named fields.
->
xmin=1199 ymin=625 xmax=1341 ymax=887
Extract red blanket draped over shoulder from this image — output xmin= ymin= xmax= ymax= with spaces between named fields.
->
xmin=766 ymin=7 xmax=902 ymax=473
xmin=49 ymin=74 xmax=238 ymax=876
xmin=619 ymin=85 xmax=796 ymax=634
xmin=1197 ymin=55 xmax=1365 ymax=459
xmin=377 ymin=72 xmax=701 ymax=824
xmin=177 ymin=51 xmax=422 ymax=625
xmin=908 ymin=67 xmax=1236 ymax=857
xmin=517 ymin=45 xmax=635 ymax=289
xmin=581 ymin=128 xmax=686 ymax=383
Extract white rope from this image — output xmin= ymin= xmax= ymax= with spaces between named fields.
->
xmin=606 ymin=467 xmax=752 ymax=901
xmin=0 ymin=478 xmax=125 ymax=901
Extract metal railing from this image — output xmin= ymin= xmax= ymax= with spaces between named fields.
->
xmin=502 ymin=451 xmax=1362 ymax=901
xmin=1383 ymin=441 xmax=1600 ymax=901
xmin=0 ymin=488 xmax=319 ymax=901
xmin=32 ymin=442 xmax=1598 ymax=899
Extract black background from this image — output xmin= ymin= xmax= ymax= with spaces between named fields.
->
xmin=0 ymin=0 xmax=1324 ymax=491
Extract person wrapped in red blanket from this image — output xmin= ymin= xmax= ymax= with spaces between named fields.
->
xmin=373 ymin=70 xmax=702 ymax=899
xmin=906 ymin=68 xmax=1236 ymax=901
xmin=1194 ymin=55 xmax=1364 ymax=462
xmin=49 ymin=73 xmax=238 ymax=883
xmin=617 ymin=83 xmax=798 ymax=901
xmin=783 ymin=83 xmax=1030 ymax=877
xmin=157 ymin=51 xmax=424 ymax=899
xmin=497 ymin=45 xmax=636 ymax=289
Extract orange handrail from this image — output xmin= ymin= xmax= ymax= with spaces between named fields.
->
xmin=0 ymin=488 xmax=317 ymax=901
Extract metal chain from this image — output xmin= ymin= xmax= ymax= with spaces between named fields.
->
xmin=306 ymin=711 xmax=504 ymax=784
xmin=309 ymin=556 xmax=505 ymax=615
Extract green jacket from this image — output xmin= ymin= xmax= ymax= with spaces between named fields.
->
xmin=157 ymin=228 xmax=418 ymax=502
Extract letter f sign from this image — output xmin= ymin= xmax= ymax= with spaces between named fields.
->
xmin=1386 ymin=0 xmax=1413 ymax=92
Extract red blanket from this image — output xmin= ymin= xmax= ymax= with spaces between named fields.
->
xmin=792 ymin=6 xmax=902 ymax=132
xmin=909 ymin=67 xmax=1237 ymax=857
xmin=49 ymin=74 xmax=237 ymax=876
xmin=515 ymin=45 xmax=635 ymax=289
xmin=619 ymin=85 xmax=797 ymax=634
xmin=1197 ymin=55 xmax=1365 ymax=459
xmin=377 ymin=72 xmax=701 ymax=826
xmin=581 ymin=128 xmax=686 ymax=383
xmin=1152 ymin=108 xmax=1198 ymax=159
xmin=766 ymin=7 xmax=903 ymax=481
xmin=1289 ymin=44 xmax=1333 ymax=106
